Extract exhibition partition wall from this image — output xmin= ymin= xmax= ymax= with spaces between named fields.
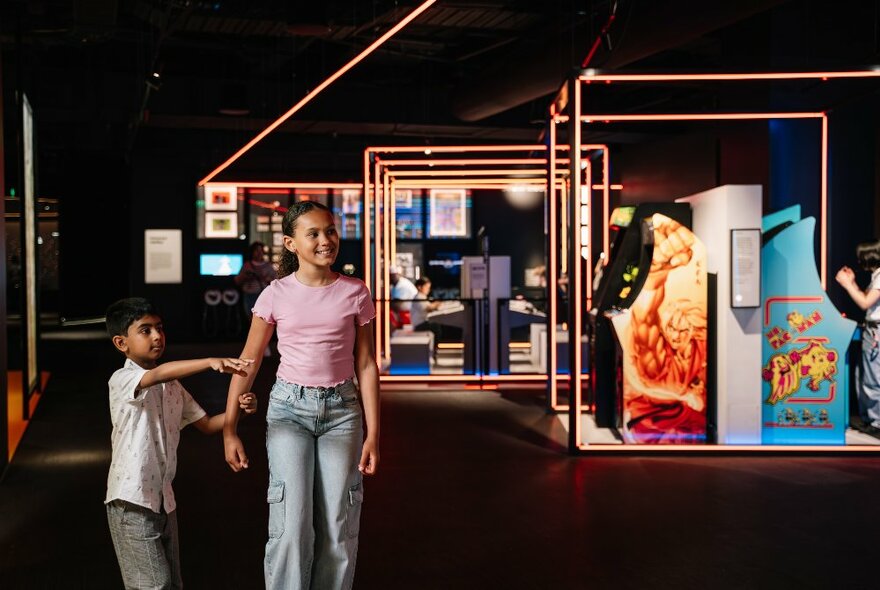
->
xmin=555 ymin=69 xmax=880 ymax=453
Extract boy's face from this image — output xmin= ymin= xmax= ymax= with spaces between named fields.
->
xmin=112 ymin=314 xmax=165 ymax=368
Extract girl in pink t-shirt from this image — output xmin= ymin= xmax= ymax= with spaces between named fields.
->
xmin=223 ymin=201 xmax=379 ymax=589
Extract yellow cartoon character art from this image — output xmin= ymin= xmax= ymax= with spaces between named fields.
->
xmin=787 ymin=310 xmax=805 ymax=330
xmin=762 ymin=339 xmax=839 ymax=405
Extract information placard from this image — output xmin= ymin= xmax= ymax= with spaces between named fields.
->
xmin=731 ymin=228 xmax=761 ymax=308
xmin=145 ymin=230 xmax=182 ymax=284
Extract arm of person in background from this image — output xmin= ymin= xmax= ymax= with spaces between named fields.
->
xmin=354 ymin=321 xmax=380 ymax=475
xmin=223 ymin=316 xmax=275 ymax=471
xmin=836 ymin=266 xmax=880 ymax=310
xmin=192 ymin=392 xmax=258 ymax=435
xmin=233 ymin=261 xmax=251 ymax=288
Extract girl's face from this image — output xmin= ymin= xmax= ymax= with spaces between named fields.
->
xmin=284 ymin=209 xmax=339 ymax=270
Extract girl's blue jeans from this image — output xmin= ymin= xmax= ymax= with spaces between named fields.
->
xmin=264 ymin=378 xmax=364 ymax=590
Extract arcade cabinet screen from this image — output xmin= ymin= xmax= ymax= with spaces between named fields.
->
xmin=609 ymin=206 xmax=636 ymax=229
xmin=200 ymin=254 xmax=244 ymax=276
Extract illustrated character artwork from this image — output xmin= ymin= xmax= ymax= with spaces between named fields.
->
xmin=762 ymin=339 xmax=839 ymax=405
xmin=620 ymin=214 xmax=708 ymax=443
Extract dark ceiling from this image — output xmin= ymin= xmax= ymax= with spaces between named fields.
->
xmin=3 ymin=0 xmax=880 ymax=184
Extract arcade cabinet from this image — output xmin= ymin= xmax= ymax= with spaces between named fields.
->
xmin=589 ymin=203 xmax=691 ymax=430
xmin=760 ymin=212 xmax=855 ymax=445
xmin=605 ymin=210 xmax=709 ymax=444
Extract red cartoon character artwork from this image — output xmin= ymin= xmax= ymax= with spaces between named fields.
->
xmin=762 ymin=339 xmax=839 ymax=405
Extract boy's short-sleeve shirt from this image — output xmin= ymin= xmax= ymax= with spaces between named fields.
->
xmin=105 ymin=358 xmax=206 ymax=514
xmin=253 ymin=273 xmax=376 ymax=387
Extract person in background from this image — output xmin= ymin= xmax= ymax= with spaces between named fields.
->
xmin=411 ymin=277 xmax=443 ymax=358
xmin=237 ymin=241 xmax=277 ymax=355
xmin=836 ymin=239 xmax=880 ymax=436
xmin=236 ymin=241 xmax=277 ymax=317
xmin=104 ymin=297 xmax=257 ymax=589
xmin=389 ymin=265 xmax=418 ymax=328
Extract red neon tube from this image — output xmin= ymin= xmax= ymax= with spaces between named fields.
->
xmin=198 ymin=0 xmax=437 ymax=185
xmin=572 ymin=79 xmax=584 ymax=447
xmin=549 ymin=117 xmax=559 ymax=409
xmin=380 ymin=158 xmax=549 ymax=166
xmin=820 ymin=114 xmax=828 ymax=289
xmin=363 ymin=151 xmax=372 ymax=296
xmin=580 ymin=112 xmax=824 ymax=122
xmin=578 ymin=70 xmax=880 ymax=83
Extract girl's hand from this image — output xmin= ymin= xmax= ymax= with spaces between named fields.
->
xmin=238 ymin=392 xmax=257 ymax=414
xmin=358 ymin=438 xmax=379 ymax=476
xmin=835 ymin=266 xmax=855 ymax=287
xmin=210 ymin=357 xmax=253 ymax=376
xmin=224 ymin=434 xmax=249 ymax=472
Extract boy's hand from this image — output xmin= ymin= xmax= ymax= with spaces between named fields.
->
xmin=209 ymin=357 xmax=253 ymax=376
xmin=238 ymin=392 xmax=258 ymax=414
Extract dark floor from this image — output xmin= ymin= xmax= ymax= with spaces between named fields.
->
xmin=1 ymin=335 xmax=879 ymax=589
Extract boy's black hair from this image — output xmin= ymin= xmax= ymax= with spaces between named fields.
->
xmin=856 ymin=240 xmax=880 ymax=272
xmin=105 ymin=297 xmax=160 ymax=337
xmin=415 ymin=277 xmax=431 ymax=289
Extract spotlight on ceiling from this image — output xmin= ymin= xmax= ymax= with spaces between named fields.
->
xmin=146 ymin=71 xmax=162 ymax=91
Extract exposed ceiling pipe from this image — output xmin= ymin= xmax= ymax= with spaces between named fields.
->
xmin=451 ymin=0 xmax=789 ymax=122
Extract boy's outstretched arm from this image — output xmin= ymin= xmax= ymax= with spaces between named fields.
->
xmin=224 ymin=316 xmax=275 ymax=472
xmin=192 ymin=393 xmax=257 ymax=435
xmin=138 ymin=358 xmax=253 ymax=391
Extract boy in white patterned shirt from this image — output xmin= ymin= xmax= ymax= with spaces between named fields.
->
xmin=104 ymin=297 xmax=256 ymax=589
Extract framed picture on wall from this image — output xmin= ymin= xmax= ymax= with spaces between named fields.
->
xmin=395 ymin=189 xmax=412 ymax=209
xmin=204 ymin=184 xmax=239 ymax=211
xmin=429 ymin=188 xmax=467 ymax=237
xmin=204 ymin=212 xmax=238 ymax=238
xmin=341 ymin=189 xmax=361 ymax=213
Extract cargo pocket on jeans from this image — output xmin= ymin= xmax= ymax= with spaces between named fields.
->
xmin=345 ymin=483 xmax=364 ymax=539
xmin=267 ymin=480 xmax=285 ymax=539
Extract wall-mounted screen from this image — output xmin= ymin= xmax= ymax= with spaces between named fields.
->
xmin=200 ymin=253 xmax=243 ymax=276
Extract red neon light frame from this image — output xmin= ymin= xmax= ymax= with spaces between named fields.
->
xmin=198 ymin=0 xmax=437 ymax=186
xmin=365 ymin=143 xmax=608 ymax=393
xmin=578 ymin=70 xmax=880 ymax=82
xmin=564 ymin=69 xmax=879 ymax=453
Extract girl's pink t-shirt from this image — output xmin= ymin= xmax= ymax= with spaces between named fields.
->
xmin=252 ymin=273 xmax=376 ymax=387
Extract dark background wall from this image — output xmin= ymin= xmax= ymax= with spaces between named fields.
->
xmin=122 ymin=128 xmax=547 ymax=341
